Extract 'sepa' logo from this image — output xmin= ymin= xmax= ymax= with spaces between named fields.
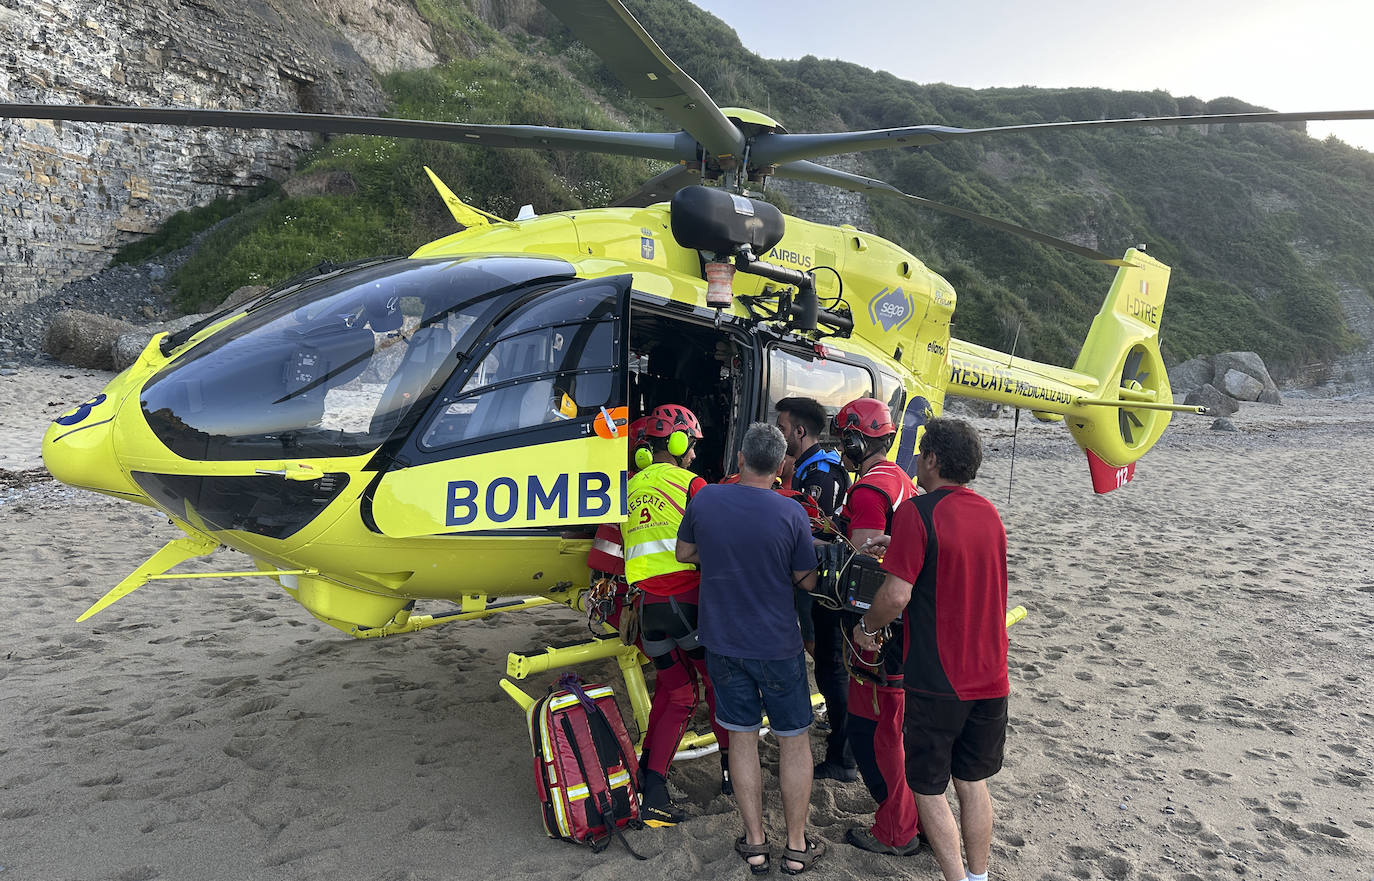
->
xmin=868 ymin=287 xmax=914 ymax=333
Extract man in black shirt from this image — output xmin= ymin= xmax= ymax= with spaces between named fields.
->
xmin=775 ymin=396 xmax=854 ymax=781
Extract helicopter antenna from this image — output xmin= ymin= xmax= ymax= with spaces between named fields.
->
xmin=1006 ymin=321 xmax=1022 ymax=507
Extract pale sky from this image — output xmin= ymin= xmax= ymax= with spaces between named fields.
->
xmin=690 ymin=0 xmax=1374 ymax=152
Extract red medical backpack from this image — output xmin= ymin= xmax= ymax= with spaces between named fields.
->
xmin=528 ymin=674 xmax=645 ymax=858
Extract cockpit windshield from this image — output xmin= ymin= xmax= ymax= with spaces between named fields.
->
xmin=140 ymin=256 xmax=574 ymax=461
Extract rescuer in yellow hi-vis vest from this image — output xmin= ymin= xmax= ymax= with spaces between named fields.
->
xmin=623 ymin=403 xmax=727 ymax=826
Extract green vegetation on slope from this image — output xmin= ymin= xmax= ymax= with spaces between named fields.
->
xmin=143 ymin=0 xmax=1374 ymax=373
xmin=160 ymin=48 xmax=658 ymax=311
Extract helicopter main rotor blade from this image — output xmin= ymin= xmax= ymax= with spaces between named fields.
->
xmin=611 ymin=163 xmax=701 ymax=207
xmin=0 ymin=103 xmax=696 ymax=162
xmin=775 ymin=160 xmax=1127 ymax=266
xmin=540 ymin=0 xmax=746 ymax=161
xmin=752 ymin=108 xmax=1374 ymax=166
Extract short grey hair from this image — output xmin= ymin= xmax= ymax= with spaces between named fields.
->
xmin=740 ymin=422 xmax=787 ymax=475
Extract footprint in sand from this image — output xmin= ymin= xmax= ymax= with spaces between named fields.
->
xmin=1181 ymin=768 xmax=1232 ymax=785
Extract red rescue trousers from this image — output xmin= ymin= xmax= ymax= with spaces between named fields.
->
xmin=641 ymin=647 xmax=729 ymax=778
xmin=846 ymin=676 xmax=922 ymax=847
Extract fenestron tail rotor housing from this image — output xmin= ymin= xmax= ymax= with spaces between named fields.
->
xmin=1118 ymin=343 xmax=1167 ymax=450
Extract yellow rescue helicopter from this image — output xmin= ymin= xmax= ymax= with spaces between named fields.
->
xmin=6 ymin=0 xmax=1372 ymax=746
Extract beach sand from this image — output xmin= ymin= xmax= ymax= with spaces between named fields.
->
xmin=2 ymin=364 xmax=1371 ymax=880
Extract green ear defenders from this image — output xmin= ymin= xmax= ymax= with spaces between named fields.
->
xmin=667 ymin=429 xmax=690 ymax=458
xmin=634 ymin=444 xmax=654 ymax=471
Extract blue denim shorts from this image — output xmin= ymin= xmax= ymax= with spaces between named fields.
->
xmin=706 ymin=650 xmax=813 ymax=737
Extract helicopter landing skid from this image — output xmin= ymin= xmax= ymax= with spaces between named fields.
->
xmin=349 ymin=588 xmax=581 ymax=639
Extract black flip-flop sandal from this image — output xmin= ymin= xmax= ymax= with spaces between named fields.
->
xmin=735 ymin=836 xmax=771 ymax=875
xmin=780 ymin=836 xmax=826 ymax=875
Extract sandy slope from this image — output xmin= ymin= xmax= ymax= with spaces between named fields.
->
xmin=2 ymin=366 xmax=1371 ymax=880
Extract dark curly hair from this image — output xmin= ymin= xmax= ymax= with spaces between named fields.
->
xmin=919 ymin=417 xmax=982 ymax=484
xmin=775 ymin=396 xmax=827 ymax=438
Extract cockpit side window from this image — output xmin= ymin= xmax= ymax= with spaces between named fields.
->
xmin=765 ymin=345 xmax=875 ymax=442
xmin=417 ymin=278 xmax=626 ymax=452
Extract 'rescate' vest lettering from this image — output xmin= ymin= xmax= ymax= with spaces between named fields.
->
xmin=623 ymin=462 xmax=697 ymax=588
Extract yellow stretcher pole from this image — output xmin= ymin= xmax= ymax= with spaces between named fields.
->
xmin=506 ymin=636 xmax=647 ymax=679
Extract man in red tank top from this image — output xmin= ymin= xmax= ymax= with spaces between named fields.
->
xmin=853 ymin=418 xmax=1009 ymax=881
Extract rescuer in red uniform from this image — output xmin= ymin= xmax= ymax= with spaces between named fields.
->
xmin=831 ymin=397 xmax=924 ymax=857
xmin=622 ymin=404 xmax=729 ymax=826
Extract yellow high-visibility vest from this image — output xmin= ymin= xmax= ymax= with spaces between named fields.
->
xmin=623 ymin=462 xmax=697 ymax=587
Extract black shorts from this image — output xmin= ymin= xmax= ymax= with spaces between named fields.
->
xmin=903 ymin=694 xmax=1007 ymax=795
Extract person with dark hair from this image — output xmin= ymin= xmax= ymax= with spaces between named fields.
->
xmin=775 ymin=396 xmax=848 ymax=520
xmin=774 ymin=396 xmax=852 ymax=781
xmin=677 ymin=423 xmax=825 ymax=876
xmin=623 ymin=403 xmax=730 ymax=825
xmin=830 ymin=397 xmax=923 ymax=857
xmin=852 ymin=417 xmax=1008 ymax=881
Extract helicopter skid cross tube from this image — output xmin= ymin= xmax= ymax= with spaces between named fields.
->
xmin=349 ymin=594 xmax=571 ymax=638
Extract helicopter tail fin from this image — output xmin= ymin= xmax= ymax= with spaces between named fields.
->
xmin=1065 ymin=248 xmax=1174 ymax=492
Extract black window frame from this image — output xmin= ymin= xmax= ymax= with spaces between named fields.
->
xmin=762 ymin=342 xmax=878 ymax=437
xmin=396 ymin=275 xmax=633 ymax=463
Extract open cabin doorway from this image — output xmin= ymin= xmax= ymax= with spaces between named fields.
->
xmin=627 ymin=306 xmax=753 ymax=484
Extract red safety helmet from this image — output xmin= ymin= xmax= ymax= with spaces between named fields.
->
xmin=643 ymin=404 xmax=703 ymax=439
xmin=833 ymin=397 xmax=895 ymax=438
xmin=626 ymin=416 xmax=651 ymax=445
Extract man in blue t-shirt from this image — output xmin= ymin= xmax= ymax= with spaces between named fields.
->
xmin=677 ymin=422 xmax=825 ymax=875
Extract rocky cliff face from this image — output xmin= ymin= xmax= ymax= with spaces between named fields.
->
xmin=0 ymin=0 xmax=436 ymax=312
xmin=771 ymin=152 xmax=873 ymax=230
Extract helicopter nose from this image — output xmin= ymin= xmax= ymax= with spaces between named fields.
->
xmin=43 ymin=377 xmax=150 ymax=503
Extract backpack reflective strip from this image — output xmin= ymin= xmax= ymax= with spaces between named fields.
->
xmin=550 ymin=785 xmax=570 ymax=835
xmin=567 ymin=769 xmax=630 ymax=802
xmin=592 ymin=538 xmax=624 ymax=558
xmin=539 ymin=716 xmax=555 ymax=780
xmin=548 ymin=688 xmax=616 ymax=712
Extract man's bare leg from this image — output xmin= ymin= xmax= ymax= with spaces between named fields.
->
xmin=914 ymin=791 xmax=966 ymax=881
xmin=729 ymin=730 xmax=767 ymax=869
xmin=952 ymin=777 xmax=993 ymax=876
xmin=777 ymin=731 xmax=814 ymax=860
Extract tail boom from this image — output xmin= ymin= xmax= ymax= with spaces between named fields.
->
xmin=942 ymin=249 xmax=1180 ymax=492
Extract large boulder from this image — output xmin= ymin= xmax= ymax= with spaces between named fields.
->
xmin=1169 ymin=357 xmax=1213 ymax=395
xmin=1184 ymin=383 xmax=1240 ymax=417
xmin=1219 ymin=368 xmax=1265 ymax=402
xmin=1213 ymin=351 xmax=1282 ymax=404
xmin=108 ymin=285 xmax=270 ymax=371
xmin=112 ymin=314 xmax=212 ymax=371
xmin=42 ymin=310 xmax=139 ymax=369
